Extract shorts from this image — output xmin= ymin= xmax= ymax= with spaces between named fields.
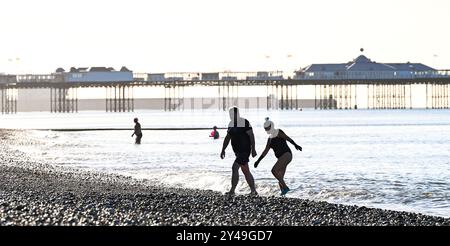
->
xmin=234 ymin=152 xmax=250 ymax=165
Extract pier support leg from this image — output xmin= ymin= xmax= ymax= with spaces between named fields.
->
xmin=218 ymin=83 xmax=222 ymax=111
xmin=266 ymin=82 xmax=269 ymax=111
xmin=289 ymin=84 xmax=293 ymax=110
xmin=445 ymin=84 xmax=449 ymax=109
xmin=222 ymin=82 xmax=226 ymax=111
xmin=409 ymin=83 xmax=412 ymax=109
xmin=344 ymin=84 xmax=348 ymax=110
xmin=387 ymin=84 xmax=391 ymax=109
xmin=106 ymin=87 xmax=109 ymax=112
xmin=1 ymin=88 xmax=4 ymax=114
xmin=402 ymin=84 xmax=405 ymax=109
xmin=51 ymin=87 xmax=78 ymax=113
xmin=350 ymin=84 xmax=353 ymax=109
xmin=314 ymin=84 xmax=317 ymax=110
xmin=319 ymin=85 xmax=323 ymax=110
xmin=1 ymin=88 xmax=17 ymax=114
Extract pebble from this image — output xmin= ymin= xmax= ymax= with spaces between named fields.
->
xmin=1 ymin=129 xmax=449 ymax=226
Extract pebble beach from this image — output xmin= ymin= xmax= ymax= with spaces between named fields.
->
xmin=1 ymin=129 xmax=449 ymax=226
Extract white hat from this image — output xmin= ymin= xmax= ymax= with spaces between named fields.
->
xmin=264 ymin=117 xmax=278 ymax=137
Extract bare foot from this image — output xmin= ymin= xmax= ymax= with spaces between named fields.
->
xmin=249 ymin=191 xmax=258 ymax=196
xmin=225 ymin=191 xmax=235 ymax=197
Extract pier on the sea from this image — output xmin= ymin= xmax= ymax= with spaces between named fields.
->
xmin=1 ymin=54 xmax=450 ymax=113
xmin=2 ymin=73 xmax=450 ymax=114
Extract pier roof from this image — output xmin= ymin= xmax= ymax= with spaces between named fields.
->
xmin=303 ymin=55 xmax=436 ymax=72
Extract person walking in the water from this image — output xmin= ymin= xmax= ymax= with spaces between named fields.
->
xmin=254 ymin=118 xmax=302 ymax=195
xmin=209 ymin=126 xmax=220 ymax=139
xmin=220 ymin=107 xmax=258 ymax=196
xmin=131 ymin=118 xmax=142 ymax=144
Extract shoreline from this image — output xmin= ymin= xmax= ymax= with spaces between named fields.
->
xmin=1 ymin=129 xmax=449 ymax=226
xmin=2 ymin=163 xmax=449 ymax=226
xmin=0 ymin=127 xmax=228 ymax=131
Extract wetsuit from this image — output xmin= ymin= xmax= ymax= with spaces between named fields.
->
xmin=210 ymin=130 xmax=219 ymax=139
xmin=134 ymin=122 xmax=142 ymax=144
xmin=268 ymin=129 xmax=291 ymax=158
xmin=227 ymin=118 xmax=252 ymax=165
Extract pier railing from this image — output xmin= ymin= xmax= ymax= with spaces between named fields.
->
xmin=2 ymin=70 xmax=450 ymax=85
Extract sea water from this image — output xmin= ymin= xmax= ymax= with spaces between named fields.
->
xmin=2 ymin=109 xmax=450 ymax=218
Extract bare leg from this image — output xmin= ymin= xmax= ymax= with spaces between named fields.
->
xmin=271 ymin=152 xmax=292 ymax=190
xmin=240 ymin=163 xmax=257 ymax=194
xmin=280 ymin=164 xmax=288 ymax=180
xmin=229 ymin=162 xmax=240 ymax=194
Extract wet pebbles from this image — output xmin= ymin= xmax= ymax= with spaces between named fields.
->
xmin=1 ymin=129 xmax=449 ymax=226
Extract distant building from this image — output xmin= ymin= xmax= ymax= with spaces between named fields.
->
xmin=201 ymin=73 xmax=219 ymax=80
xmin=247 ymin=71 xmax=284 ymax=80
xmin=16 ymin=74 xmax=61 ymax=83
xmin=295 ymin=55 xmax=440 ymax=80
xmin=0 ymin=74 xmax=17 ymax=84
xmin=59 ymin=67 xmax=133 ymax=82
xmin=147 ymin=73 xmax=165 ymax=82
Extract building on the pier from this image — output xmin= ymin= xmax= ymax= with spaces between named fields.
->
xmin=58 ymin=66 xmax=133 ymax=82
xmin=0 ymin=74 xmax=17 ymax=84
xmin=246 ymin=71 xmax=284 ymax=80
xmin=294 ymin=55 xmax=440 ymax=80
xmin=147 ymin=73 xmax=165 ymax=82
xmin=16 ymin=74 xmax=61 ymax=83
xmin=201 ymin=73 xmax=219 ymax=80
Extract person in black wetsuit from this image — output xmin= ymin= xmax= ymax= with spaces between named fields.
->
xmin=131 ymin=118 xmax=142 ymax=144
xmin=254 ymin=118 xmax=302 ymax=195
xmin=220 ymin=107 xmax=258 ymax=196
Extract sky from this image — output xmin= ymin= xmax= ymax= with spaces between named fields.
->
xmin=1 ymin=0 xmax=450 ymax=74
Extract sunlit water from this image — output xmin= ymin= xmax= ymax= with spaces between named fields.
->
xmin=1 ymin=109 xmax=450 ymax=218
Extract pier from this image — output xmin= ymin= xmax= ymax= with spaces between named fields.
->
xmin=2 ymin=54 xmax=450 ymax=113
xmin=1 ymin=74 xmax=450 ymax=114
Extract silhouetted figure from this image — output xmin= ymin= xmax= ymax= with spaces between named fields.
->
xmin=209 ymin=126 xmax=220 ymax=140
xmin=131 ymin=118 xmax=142 ymax=144
xmin=220 ymin=107 xmax=258 ymax=196
xmin=254 ymin=118 xmax=302 ymax=196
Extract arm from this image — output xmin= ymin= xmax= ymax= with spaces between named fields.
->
xmin=220 ymin=133 xmax=231 ymax=159
xmin=254 ymin=140 xmax=271 ymax=168
xmin=279 ymin=130 xmax=302 ymax=151
xmin=246 ymin=129 xmax=257 ymax=157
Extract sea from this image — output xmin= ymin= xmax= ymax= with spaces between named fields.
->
xmin=1 ymin=109 xmax=449 ymax=218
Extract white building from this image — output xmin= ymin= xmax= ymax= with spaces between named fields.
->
xmin=295 ymin=55 xmax=441 ymax=80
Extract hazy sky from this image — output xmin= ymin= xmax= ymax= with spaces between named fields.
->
xmin=1 ymin=0 xmax=449 ymax=74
